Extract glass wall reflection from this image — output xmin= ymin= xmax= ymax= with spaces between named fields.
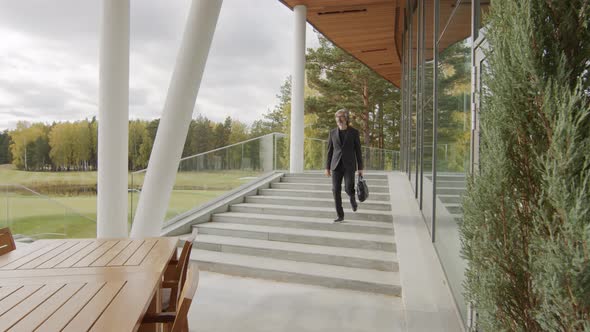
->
xmin=434 ymin=0 xmax=471 ymax=322
xmin=409 ymin=1 xmax=417 ymax=195
xmin=401 ymin=0 xmax=478 ymax=325
xmin=421 ymin=0 xmax=435 ymax=233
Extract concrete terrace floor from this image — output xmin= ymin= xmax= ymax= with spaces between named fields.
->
xmin=189 ymin=271 xmax=405 ymax=332
xmin=186 ymin=172 xmax=464 ymax=332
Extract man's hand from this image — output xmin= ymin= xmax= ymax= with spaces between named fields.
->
xmin=358 ymin=170 xmax=363 ymax=177
xmin=325 ymin=169 xmax=331 ymax=177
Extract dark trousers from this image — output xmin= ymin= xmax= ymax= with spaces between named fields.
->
xmin=331 ymin=162 xmax=356 ymax=218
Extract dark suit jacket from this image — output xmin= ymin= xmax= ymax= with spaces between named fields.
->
xmin=325 ymin=127 xmax=364 ymax=171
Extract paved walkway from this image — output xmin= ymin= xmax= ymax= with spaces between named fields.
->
xmin=189 ymin=271 xmax=406 ymax=332
xmin=388 ymin=173 xmax=464 ymax=331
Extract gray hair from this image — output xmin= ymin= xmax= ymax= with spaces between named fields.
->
xmin=335 ymin=109 xmax=350 ymax=124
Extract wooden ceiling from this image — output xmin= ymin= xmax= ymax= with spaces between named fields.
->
xmin=279 ymin=0 xmax=474 ymax=88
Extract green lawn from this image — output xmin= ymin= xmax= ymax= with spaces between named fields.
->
xmin=0 ymin=164 xmax=97 ymax=186
xmin=0 ymin=164 xmax=261 ymax=190
xmin=0 ymin=165 xmax=262 ymax=239
xmin=2 ymin=190 xmax=226 ymax=239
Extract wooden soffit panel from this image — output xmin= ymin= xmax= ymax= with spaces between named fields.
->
xmin=280 ymin=0 xmax=473 ymax=88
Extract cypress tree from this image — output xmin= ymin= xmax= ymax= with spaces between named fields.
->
xmin=461 ymin=0 xmax=590 ymax=330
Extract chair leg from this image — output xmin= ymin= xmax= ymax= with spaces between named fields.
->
xmin=168 ymin=286 xmax=178 ymax=311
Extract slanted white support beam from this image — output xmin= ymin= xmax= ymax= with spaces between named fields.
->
xmin=97 ymin=0 xmax=130 ymax=238
xmin=289 ymin=5 xmax=306 ymax=173
xmin=130 ymin=0 xmax=223 ymax=237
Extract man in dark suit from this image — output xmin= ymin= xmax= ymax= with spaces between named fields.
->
xmin=325 ymin=109 xmax=364 ymax=222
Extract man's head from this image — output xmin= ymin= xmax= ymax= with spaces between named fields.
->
xmin=335 ymin=109 xmax=350 ymax=130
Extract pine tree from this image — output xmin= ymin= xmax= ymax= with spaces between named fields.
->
xmin=0 ymin=130 xmax=12 ymax=164
xmin=461 ymin=0 xmax=590 ymax=330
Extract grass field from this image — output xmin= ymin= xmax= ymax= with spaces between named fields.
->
xmin=0 ymin=164 xmax=260 ymax=190
xmin=0 ymin=165 xmax=263 ymax=239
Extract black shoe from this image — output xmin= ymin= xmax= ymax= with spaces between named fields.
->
xmin=333 ymin=216 xmax=344 ymax=222
xmin=351 ymin=202 xmax=358 ymax=212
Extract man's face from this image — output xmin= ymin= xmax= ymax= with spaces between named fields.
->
xmin=335 ymin=114 xmax=347 ymax=129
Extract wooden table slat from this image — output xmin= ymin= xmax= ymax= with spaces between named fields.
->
xmin=36 ymin=241 xmax=94 ymax=269
xmin=90 ymin=240 xmax=133 ymax=267
xmin=141 ymin=238 xmax=179 ymax=269
xmin=0 ymin=283 xmax=64 ymax=331
xmin=9 ymin=282 xmax=85 ymax=332
xmin=18 ymin=241 xmax=81 ymax=270
xmin=54 ymin=241 xmax=109 ymax=269
xmin=0 ymin=242 xmax=48 ymax=268
xmin=36 ymin=282 xmax=106 ymax=332
xmin=0 ymin=242 xmax=66 ymax=270
xmin=90 ymin=275 xmax=160 ymax=332
xmin=0 ymin=285 xmax=22 ymax=302
xmin=61 ymin=281 xmax=126 ymax=332
xmin=0 ymin=284 xmax=43 ymax=317
xmin=107 ymin=240 xmax=145 ymax=266
xmin=72 ymin=240 xmax=120 ymax=268
xmin=124 ymin=240 xmax=158 ymax=266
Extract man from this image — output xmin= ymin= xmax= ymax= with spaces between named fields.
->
xmin=325 ymin=109 xmax=364 ymax=222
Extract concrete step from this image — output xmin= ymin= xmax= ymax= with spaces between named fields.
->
xmin=436 ymin=187 xmax=466 ymax=196
xmin=437 ymin=194 xmax=462 ymax=204
xmin=194 ymin=222 xmax=395 ymax=251
xmin=426 ymin=175 xmax=466 ymax=182
xmin=428 ymin=173 xmax=467 ymax=181
xmin=444 ymin=203 xmax=463 ymax=215
xmin=258 ymin=188 xmax=391 ymax=201
xmin=191 ymin=249 xmax=401 ymax=296
xmin=230 ymin=203 xmax=393 ymax=223
xmin=271 ymin=182 xmax=390 ymax=193
xmin=436 ymin=180 xmax=466 ymax=188
xmin=211 ymin=212 xmax=394 ymax=235
xmin=193 ymin=234 xmax=397 ymax=271
xmin=280 ymin=176 xmax=389 ymax=186
xmin=283 ymin=173 xmax=388 ymax=180
xmin=245 ymin=195 xmax=391 ymax=211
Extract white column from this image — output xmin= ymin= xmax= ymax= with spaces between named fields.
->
xmin=130 ymin=0 xmax=223 ymax=238
xmin=289 ymin=5 xmax=306 ymax=173
xmin=97 ymin=0 xmax=129 ymax=238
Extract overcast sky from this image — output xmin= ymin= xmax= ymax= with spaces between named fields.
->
xmin=0 ymin=0 xmax=319 ymax=130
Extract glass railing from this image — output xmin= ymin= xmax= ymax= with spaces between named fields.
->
xmin=0 ymin=184 xmax=96 ymax=240
xmin=272 ymin=133 xmax=401 ymax=172
xmin=130 ymin=132 xmax=400 ymax=225
xmin=130 ymin=133 xmax=279 ymax=223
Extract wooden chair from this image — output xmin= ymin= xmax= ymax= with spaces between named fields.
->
xmin=0 ymin=227 xmax=16 ymax=256
xmin=162 ymin=237 xmax=194 ymax=311
xmin=142 ymin=262 xmax=200 ymax=332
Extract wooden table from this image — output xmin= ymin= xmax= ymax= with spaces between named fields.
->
xmin=0 ymin=237 xmax=179 ymax=332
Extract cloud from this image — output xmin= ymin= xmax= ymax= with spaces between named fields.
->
xmin=0 ymin=0 xmax=319 ymax=130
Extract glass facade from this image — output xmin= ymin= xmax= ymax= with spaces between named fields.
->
xmin=400 ymin=0 xmax=488 ymax=325
xmin=409 ymin=0 xmax=417 ymax=196
xmin=435 ymin=2 xmax=471 ymax=321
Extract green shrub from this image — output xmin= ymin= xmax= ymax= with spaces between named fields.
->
xmin=461 ymin=1 xmax=590 ymax=330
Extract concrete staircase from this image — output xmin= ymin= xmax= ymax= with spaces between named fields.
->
xmin=431 ymin=173 xmax=466 ymax=222
xmin=188 ymin=172 xmax=401 ymax=296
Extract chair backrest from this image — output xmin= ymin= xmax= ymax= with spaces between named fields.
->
xmin=0 ymin=228 xmax=16 ymax=256
xmin=176 ymin=240 xmax=193 ymax=285
xmin=171 ymin=262 xmax=199 ymax=332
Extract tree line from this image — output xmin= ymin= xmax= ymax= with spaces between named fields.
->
xmin=0 ymin=115 xmax=252 ymax=171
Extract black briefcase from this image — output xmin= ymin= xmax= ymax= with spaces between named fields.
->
xmin=357 ymin=175 xmax=369 ymax=202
